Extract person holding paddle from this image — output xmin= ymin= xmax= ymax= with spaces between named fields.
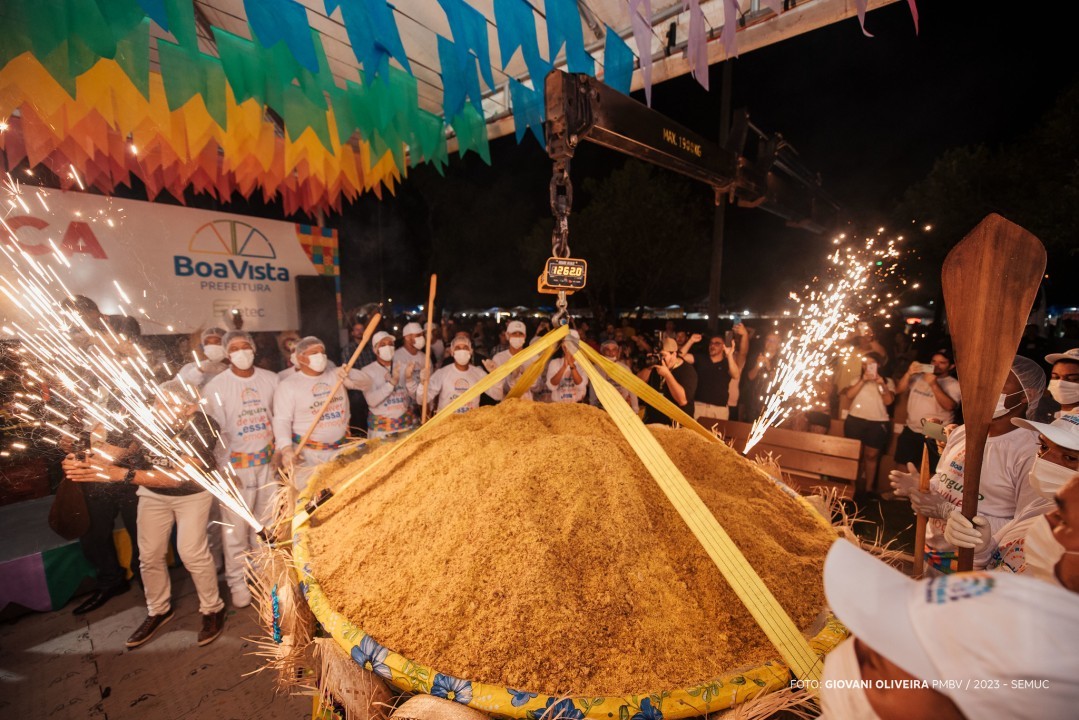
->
xmin=892 ymin=356 xmax=1045 ymax=574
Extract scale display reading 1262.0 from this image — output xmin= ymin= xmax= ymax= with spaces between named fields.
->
xmin=540 ymin=257 xmax=587 ymax=292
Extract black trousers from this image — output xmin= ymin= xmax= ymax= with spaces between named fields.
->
xmin=894 ymin=426 xmax=941 ymax=471
xmin=79 ymin=483 xmax=140 ymax=589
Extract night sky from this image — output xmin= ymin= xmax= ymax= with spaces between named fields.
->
xmin=334 ymin=1 xmax=1078 ymax=312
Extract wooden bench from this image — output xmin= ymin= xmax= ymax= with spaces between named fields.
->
xmin=699 ymin=418 xmax=862 ymax=499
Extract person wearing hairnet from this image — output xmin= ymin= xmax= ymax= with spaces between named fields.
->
xmin=422 ymin=335 xmax=503 ymax=416
xmin=891 ymin=355 xmax=1045 ymax=573
xmin=340 ymin=331 xmax=418 ymax=439
xmin=944 ymin=412 xmax=1079 ymax=581
xmin=272 ymin=335 xmax=348 ymax=491
xmin=395 ymin=322 xmax=427 ymax=394
xmin=203 ymin=330 xmax=279 ymax=607
xmin=485 ymin=320 xmax=540 ymax=400
xmin=176 ymin=327 xmax=228 ymax=388
xmin=1046 ymin=348 xmax=1079 ymax=418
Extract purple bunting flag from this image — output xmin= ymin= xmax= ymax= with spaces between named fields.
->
xmin=684 ymin=0 xmax=708 ymax=91
xmin=438 ymin=0 xmax=496 ymax=91
xmin=854 ymin=0 xmax=874 ymax=37
xmin=907 ymin=0 xmax=920 ymax=34
xmin=628 ymin=0 xmax=653 ymax=105
xmin=721 ymin=0 xmax=739 ymax=59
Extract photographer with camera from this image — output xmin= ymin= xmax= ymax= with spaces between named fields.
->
xmin=638 ymin=337 xmax=697 ymax=425
xmin=895 ymin=348 xmax=962 ymax=468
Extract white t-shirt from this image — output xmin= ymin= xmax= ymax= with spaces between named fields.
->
xmin=352 ymin=360 xmax=415 ymax=420
xmin=177 ymin=360 xmax=227 ymax=389
xmin=849 ymin=378 xmax=895 ymax=422
xmin=925 ymin=425 xmax=1040 ymax=561
xmin=546 ymin=357 xmax=588 ymax=403
xmin=905 ymin=374 xmax=961 ymax=430
xmin=393 ymin=346 xmax=426 ymax=389
xmin=203 ymin=368 xmax=278 ymax=456
xmin=277 ymin=366 xmax=298 ymax=381
xmin=272 ymin=369 xmax=349 ymax=447
xmin=428 ymin=364 xmax=500 ymax=414
xmin=491 ymin=348 xmax=538 ymax=401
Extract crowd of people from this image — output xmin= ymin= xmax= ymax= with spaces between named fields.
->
xmin=3 ymin=295 xmax=1079 ymax=716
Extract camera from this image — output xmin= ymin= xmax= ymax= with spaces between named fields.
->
xmin=644 ymin=351 xmax=662 ymax=367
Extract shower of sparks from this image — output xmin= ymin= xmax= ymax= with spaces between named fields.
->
xmin=744 ymin=233 xmax=904 ymax=454
xmin=0 ymin=175 xmax=261 ymax=531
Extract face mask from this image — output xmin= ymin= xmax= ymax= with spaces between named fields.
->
xmin=993 ymin=389 xmax=1025 ymax=419
xmin=509 ymin=336 xmax=525 ymax=350
xmin=1029 ymin=456 xmax=1078 ymax=500
xmin=413 ymin=336 xmax=425 ymax=350
xmin=229 ymin=349 xmax=254 ymax=370
xmin=820 ymin=637 xmax=882 ymax=720
xmin=307 ymin=353 xmax=328 ymax=373
xmin=377 ymin=345 xmax=394 ymax=362
xmin=453 ymin=349 xmax=471 ymax=366
xmin=1024 ymin=516 xmax=1066 ymax=586
xmin=1049 ymin=379 xmax=1079 ymax=406
xmin=203 ymin=344 xmax=226 ymax=362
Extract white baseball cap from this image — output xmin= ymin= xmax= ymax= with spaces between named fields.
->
xmin=507 ymin=320 xmax=526 ymax=335
xmin=1012 ymin=412 xmax=1079 ymax=451
xmin=402 ymin=322 xmax=423 ymax=336
xmin=824 ymin=540 xmax=1079 ymax=720
xmin=372 ymin=331 xmax=393 ymax=346
xmin=1046 ymin=348 xmax=1079 ymax=365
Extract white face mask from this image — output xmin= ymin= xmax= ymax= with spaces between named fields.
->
xmin=1049 ymin=379 xmax=1079 ymax=406
xmin=1029 ymin=456 xmax=1078 ymax=500
xmin=307 ymin=353 xmax=328 ymax=373
xmin=377 ymin=345 xmax=394 ymax=362
xmin=820 ymin=637 xmax=882 ymax=720
xmin=413 ymin=336 xmax=425 ymax=350
xmin=509 ymin=336 xmax=525 ymax=350
xmin=203 ymin=344 xmax=226 ymax=362
xmin=993 ymin=389 xmax=1025 ymax=419
xmin=453 ymin=349 xmax=471 ymax=366
xmin=1024 ymin=516 xmax=1066 ymax=586
xmin=229 ymin=349 xmax=254 ymax=370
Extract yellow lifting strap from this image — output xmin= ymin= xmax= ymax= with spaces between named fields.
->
xmin=574 ymin=350 xmax=824 ymax=684
xmin=507 ymin=340 xmax=560 ymax=399
xmin=293 ymin=325 xmax=571 ymax=527
xmin=576 ymin=342 xmax=719 ymax=445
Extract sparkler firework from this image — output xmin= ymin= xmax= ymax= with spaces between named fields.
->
xmin=0 ymin=175 xmax=262 ymax=532
xmin=743 ymin=233 xmax=903 ymax=454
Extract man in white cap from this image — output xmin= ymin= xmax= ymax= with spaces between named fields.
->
xmin=486 ymin=320 xmax=538 ymax=400
xmin=588 ymin=338 xmax=637 ymax=412
xmin=340 ymin=331 xmax=418 ymax=439
xmin=395 ymin=322 xmax=427 ymax=391
xmin=891 ymin=355 xmax=1044 ymax=573
xmin=177 ymin=327 xmax=228 ymax=388
xmin=818 ymin=540 xmax=1079 ymax=719
xmin=272 ymin=335 xmax=349 ymax=490
xmin=1046 ymin=348 xmax=1079 ymax=417
xmin=545 ymin=329 xmax=588 ymax=404
xmin=945 ymin=412 xmax=1079 ymax=580
xmin=424 ymin=335 xmax=502 ymax=415
xmin=203 ymin=330 xmax=278 ymax=608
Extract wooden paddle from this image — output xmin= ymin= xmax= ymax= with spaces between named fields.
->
xmin=941 ymin=214 xmax=1045 ymax=572
xmin=912 ymin=443 xmax=932 ymax=578
xmin=293 ymin=312 xmax=381 ymax=460
xmin=421 ymin=274 xmax=437 ymax=424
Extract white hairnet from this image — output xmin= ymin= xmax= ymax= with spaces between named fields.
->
xmin=1010 ymin=355 xmax=1046 ymax=420
xmin=201 ymin=327 xmax=227 ymax=344
xmin=295 ymin=335 xmax=326 ymax=355
xmin=223 ymin=330 xmax=254 ymax=351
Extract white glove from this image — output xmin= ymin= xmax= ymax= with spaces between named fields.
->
xmin=909 ymin=488 xmax=955 ymax=519
xmin=405 ymin=362 xmax=416 ymax=382
xmin=888 ymin=462 xmax=919 ymax=497
xmin=943 ymin=509 xmax=991 ymax=552
xmin=482 ymin=358 xmax=496 ymax=372
xmin=273 ymin=446 xmax=296 ymax=469
xmin=420 ymin=366 xmax=430 ymax=383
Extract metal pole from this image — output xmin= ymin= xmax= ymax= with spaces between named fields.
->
xmin=707 ymin=62 xmax=733 ymax=334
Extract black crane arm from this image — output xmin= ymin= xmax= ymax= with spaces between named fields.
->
xmin=544 ymin=70 xmax=838 ymax=234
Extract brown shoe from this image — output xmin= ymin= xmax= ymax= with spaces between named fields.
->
xmin=126 ymin=609 xmax=174 ymax=649
xmin=197 ymin=608 xmax=226 ymax=646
